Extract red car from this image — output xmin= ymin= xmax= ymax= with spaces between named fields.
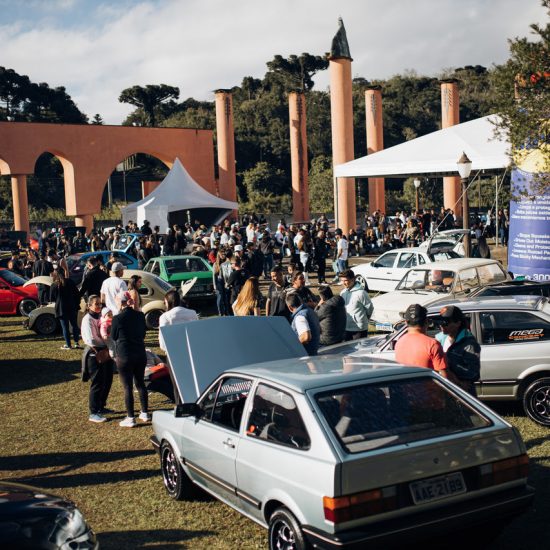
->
xmin=0 ymin=269 xmax=39 ymax=316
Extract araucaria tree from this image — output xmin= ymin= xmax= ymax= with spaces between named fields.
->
xmin=491 ymin=0 xmax=550 ymax=190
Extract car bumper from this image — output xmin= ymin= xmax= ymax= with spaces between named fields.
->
xmin=302 ymin=485 xmax=534 ymax=549
xmin=150 ymin=435 xmax=161 ymax=454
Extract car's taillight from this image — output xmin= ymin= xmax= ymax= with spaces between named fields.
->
xmin=323 ymin=486 xmax=397 ymax=523
xmin=479 ymin=454 xmax=529 ymax=488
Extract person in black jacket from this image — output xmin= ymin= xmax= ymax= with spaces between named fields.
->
xmin=50 ymin=268 xmax=81 ymax=349
xmin=111 ymin=291 xmax=150 ymax=427
xmin=32 ymin=251 xmax=54 ymax=304
xmin=315 ymin=285 xmax=346 ymax=346
xmin=80 ymin=256 xmax=108 ymax=301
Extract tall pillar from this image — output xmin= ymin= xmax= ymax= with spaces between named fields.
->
xmin=329 ymin=18 xmax=356 ymax=233
xmin=75 ymin=214 xmax=94 ymax=233
xmin=365 ymin=86 xmax=386 ymax=214
xmin=289 ymin=91 xmax=310 ymax=222
xmin=215 ymin=90 xmax=237 ymax=213
xmin=440 ymin=79 xmax=462 ymax=217
xmin=11 ymin=174 xmax=30 ymax=236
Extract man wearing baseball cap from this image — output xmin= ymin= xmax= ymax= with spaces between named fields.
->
xmin=435 ymin=305 xmax=480 ymax=396
xmin=100 ymin=261 xmax=128 ymax=315
xmin=395 ymin=303 xmax=448 ymax=377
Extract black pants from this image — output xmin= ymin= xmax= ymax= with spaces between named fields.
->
xmin=117 ymin=355 xmax=148 ymax=417
xmin=344 ymin=330 xmax=369 ymax=341
xmin=316 ymin=258 xmax=326 ymax=283
xmin=88 ymin=353 xmax=114 ymax=415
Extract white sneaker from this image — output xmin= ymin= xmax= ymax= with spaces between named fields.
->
xmin=119 ymin=416 xmax=137 ymax=428
xmin=89 ymin=414 xmax=107 ymax=423
xmin=139 ymin=412 xmax=152 ymax=422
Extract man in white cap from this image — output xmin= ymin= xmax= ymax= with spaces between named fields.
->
xmin=100 ymin=261 xmax=128 ymax=315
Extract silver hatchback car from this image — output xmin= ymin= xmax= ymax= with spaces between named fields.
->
xmin=151 ymin=317 xmax=533 ymax=549
xmin=324 ymin=295 xmax=550 ymax=427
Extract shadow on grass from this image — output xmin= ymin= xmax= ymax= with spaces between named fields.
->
xmin=11 ymin=468 xmax=159 ymax=489
xmin=0 ymin=357 xmax=79 ymax=393
xmin=98 ymin=528 xmax=216 ymax=550
xmin=0 ymin=449 xmax=152 ymax=473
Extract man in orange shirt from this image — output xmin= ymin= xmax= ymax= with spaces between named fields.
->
xmin=395 ymin=304 xmax=448 ymax=378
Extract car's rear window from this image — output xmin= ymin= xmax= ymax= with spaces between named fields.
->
xmin=0 ymin=270 xmax=27 ymax=286
xmin=165 ymin=258 xmax=209 ymax=274
xmin=315 ymin=378 xmax=491 ymax=454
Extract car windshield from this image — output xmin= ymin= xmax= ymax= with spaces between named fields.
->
xmin=165 ymin=258 xmax=209 ymax=274
xmin=0 ymin=270 xmax=27 ymax=286
xmin=150 ymin=275 xmax=174 ymax=292
xmin=396 ymin=269 xmax=455 ymax=292
xmin=316 ymin=378 xmax=491 ymax=453
xmin=66 ymin=255 xmax=80 ymax=269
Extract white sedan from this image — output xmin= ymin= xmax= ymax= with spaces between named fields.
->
xmin=369 ymin=258 xmax=511 ymax=328
xmin=352 ymin=247 xmax=460 ymax=293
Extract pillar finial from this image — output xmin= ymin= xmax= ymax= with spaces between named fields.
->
xmin=329 ymin=18 xmax=352 ymax=61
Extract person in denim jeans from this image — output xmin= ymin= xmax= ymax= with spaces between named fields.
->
xmin=50 ymin=268 xmax=81 ymax=349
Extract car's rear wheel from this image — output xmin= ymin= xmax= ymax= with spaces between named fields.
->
xmin=160 ymin=442 xmax=195 ymax=500
xmin=523 ymin=377 xmax=550 ymax=426
xmin=33 ymin=313 xmax=58 ymax=336
xmin=145 ymin=309 xmax=163 ymax=330
xmin=19 ymin=298 xmax=38 ymax=317
xmin=268 ymin=507 xmax=309 ymax=550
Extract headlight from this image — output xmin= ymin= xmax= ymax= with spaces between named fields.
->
xmin=51 ymin=508 xmax=96 ymax=549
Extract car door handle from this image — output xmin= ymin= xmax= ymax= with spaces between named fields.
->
xmin=223 ymin=438 xmax=235 ymax=449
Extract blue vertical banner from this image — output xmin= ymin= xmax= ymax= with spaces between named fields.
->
xmin=508 ymin=161 xmax=550 ymax=280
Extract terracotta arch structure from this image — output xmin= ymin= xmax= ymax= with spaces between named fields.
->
xmin=0 ymin=121 xmax=216 ymax=233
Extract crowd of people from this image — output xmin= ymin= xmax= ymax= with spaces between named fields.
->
xmin=0 ymin=206 xmax=496 ymax=426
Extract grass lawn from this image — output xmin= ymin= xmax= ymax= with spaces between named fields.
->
xmin=1 ymin=308 xmax=550 ymax=549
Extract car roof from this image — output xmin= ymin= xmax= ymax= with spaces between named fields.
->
xmin=149 ymin=255 xmax=206 ymax=261
xmin=228 ymin=355 xmax=427 ymax=393
xmin=408 ymin=258 xmax=502 ymax=271
xmin=427 ymin=295 xmax=546 ymax=312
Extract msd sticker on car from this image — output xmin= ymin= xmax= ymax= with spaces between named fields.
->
xmin=508 ymin=329 xmax=544 ymax=341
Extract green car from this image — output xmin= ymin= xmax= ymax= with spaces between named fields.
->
xmin=143 ymin=255 xmax=215 ymax=300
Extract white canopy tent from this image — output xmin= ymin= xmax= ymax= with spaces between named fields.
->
xmin=334 ymin=115 xmax=510 ymax=178
xmin=121 ymin=158 xmax=238 ymax=230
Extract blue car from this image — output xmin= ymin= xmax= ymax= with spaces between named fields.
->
xmin=66 ymin=251 xmax=139 ymax=284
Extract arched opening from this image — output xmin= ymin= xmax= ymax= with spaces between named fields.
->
xmin=100 ymin=153 xmax=170 ymax=212
xmin=30 ymin=152 xmax=68 ymax=224
xmin=0 ymin=157 xmax=12 ymax=229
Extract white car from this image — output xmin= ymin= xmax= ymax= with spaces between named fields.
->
xmin=352 ymin=248 xmax=460 ymax=293
xmin=369 ymin=258 xmax=510 ymax=329
xmin=419 ymin=229 xmax=470 ymax=256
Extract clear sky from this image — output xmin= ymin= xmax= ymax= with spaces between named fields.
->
xmin=0 ymin=0 xmax=546 ymax=124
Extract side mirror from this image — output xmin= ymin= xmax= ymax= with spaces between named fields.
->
xmin=174 ymin=403 xmax=202 ymax=418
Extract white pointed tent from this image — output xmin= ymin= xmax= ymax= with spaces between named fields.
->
xmin=121 ymin=158 xmax=238 ymax=230
xmin=334 ymin=115 xmax=510 ymax=178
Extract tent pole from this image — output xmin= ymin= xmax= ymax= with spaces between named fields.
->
xmin=333 ymin=175 xmax=339 ymax=229
xmin=495 ymin=175 xmax=499 ymax=248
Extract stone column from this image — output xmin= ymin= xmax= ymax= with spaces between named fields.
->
xmin=75 ymin=214 xmax=94 ymax=233
xmin=11 ymin=174 xmax=30 ymax=235
xmin=440 ymin=79 xmax=462 ymax=216
xmin=215 ymin=90 xmax=237 ymax=210
xmin=289 ymin=91 xmax=310 ymax=222
xmin=329 ymin=18 xmax=356 ymax=233
xmin=365 ymin=86 xmax=385 ymax=214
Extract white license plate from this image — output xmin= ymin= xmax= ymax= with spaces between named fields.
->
xmin=410 ymin=472 xmax=466 ymax=504
xmin=374 ymin=322 xmax=393 ymax=332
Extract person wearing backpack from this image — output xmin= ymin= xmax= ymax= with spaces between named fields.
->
xmin=435 ymin=305 xmax=481 ymax=397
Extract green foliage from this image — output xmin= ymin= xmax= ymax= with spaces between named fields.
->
xmin=308 ymin=155 xmax=334 ymax=213
xmin=266 ymin=53 xmax=329 ymax=92
xmin=119 ymin=84 xmax=180 ymax=127
xmin=491 ymin=0 xmax=550 ymax=191
xmin=91 ymin=113 xmax=104 ymax=125
xmin=0 ymin=66 xmax=87 ymax=123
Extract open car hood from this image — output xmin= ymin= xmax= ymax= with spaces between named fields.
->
xmin=161 ymin=316 xmax=307 ymax=402
xmin=23 ymin=276 xmax=53 ymax=287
